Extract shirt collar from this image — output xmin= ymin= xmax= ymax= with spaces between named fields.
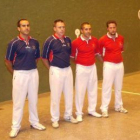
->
xmin=18 ymin=35 xmax=31 ymax=41
xmin=107 ymin=32 xmax=118 ymax=39
xmin=53 ymin=34 xmax=65 ymax=39
xmin=80 ymin=34 xmax=91 ymax=41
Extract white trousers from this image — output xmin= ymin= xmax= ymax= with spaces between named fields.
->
xmin=100 ymin=62 xmax=124 ymax=111
xmin=49 ymin=66 xmax=73 ymax=122
xmin=75 ymin=64 xmax=98 ymax=116
xmin=12 ymin=69 xmax=39 ymax=129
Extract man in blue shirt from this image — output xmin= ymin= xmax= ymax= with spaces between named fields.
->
xmin=42 ymin=19 xmax=78 ymax=128
xmin=5 ymin=19 xmax=46 ymax=138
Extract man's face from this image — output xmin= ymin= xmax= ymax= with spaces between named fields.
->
xmin=81 ymin=24 xmax=92 ymax=39
xmin=54 ymin=22 xmax=65 ymax=37
xmin=18 ymin=20 xmax=30 ymax=36
xmin=107 ymin=23 xmax=117 ymax=35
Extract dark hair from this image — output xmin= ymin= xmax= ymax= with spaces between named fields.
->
xmin=106 ymin=20 xmax=117 ymax=28
xmin=80 ymin=22 xmax=90 ymax=29
xmin=53 ymin=19 xmax=64 ymax=27
xmin=17 ymin=19 xmax=28 ymax=27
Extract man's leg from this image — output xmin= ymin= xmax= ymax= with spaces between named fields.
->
xmin=63 ymin=67 xmax=78 ymax=124
xmin=49 ymin=66 xmax=63 ymax=123
xmin=63 ymin=67 xmax=73 ymax=118
xmin=75 ymin=64 xmax=88 ymax=117
xmin=12 ymin=70 xmax=28 ymax=129
xmin=87 ymin=64 xmax=101 ymax=117
xmin=100 ymin=62 xmax=115 ymax=114
xmin=114 ymin=63 xmax=127 ymax=113
xmin=10 ymin=70 xmax=28 ymax=137
xmin=28 ymin=69 xmax=46 ymax=130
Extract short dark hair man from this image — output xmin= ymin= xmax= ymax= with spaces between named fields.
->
xmin=71 ymin=22 xmax=102 ymax=122
xmin=99 ymin=20 xmax=128 ymax=117
xmin=5 ymin=19 xmax=46 ymax=138
xmin=42 ymin=19 xmax=78 ymax=128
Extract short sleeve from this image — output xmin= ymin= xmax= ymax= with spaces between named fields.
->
xmin=5 ymin=39 xmax=17 ymax=62
xmin=71 ymin=40 xmax=77 ymax=58
xmin=42 ymin=37 xmax=52 ymax=59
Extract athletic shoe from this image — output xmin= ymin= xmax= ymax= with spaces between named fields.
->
xmin=76 ymin=115 xmax=83 ymax=122
xmin=88 ymin=112 xmax=102 ymax=118
xmin=115 ymin=107 xmax=128 ymax=113
xmin=9 ymin=128 xmax=20 ymax=138
xmin=102 ymin=111 xmax=109 ymax=118
xmin=52 ymin=122 xmax=59 ymax=128
xmin=30 ymin=123 xmax=46 ymax=130
xmin=64 ymin=116 xmax=78 ymax=124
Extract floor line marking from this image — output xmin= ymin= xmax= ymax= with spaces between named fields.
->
xmin=98 ymin=87 xmax=140 ymax=96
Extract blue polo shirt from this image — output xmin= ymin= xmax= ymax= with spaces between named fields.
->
xmin=5 ymin=36 xmax=40 ymax=70
xmin=42 ymin=35 xmax=71 ymax=68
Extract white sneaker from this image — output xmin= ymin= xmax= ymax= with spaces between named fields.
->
xmin=115 ymin=107 xmax=128 ymax=113
xmin=88 ymin=112 xmax=102 ymax=118
xmin=30 ymin=123 xmax=46 ymax=130
xmin=64 ymin=116 xmax=78 ymax=124
xmin=102 ymin=111 xmax=109 ymax=118
xmin=76 ymin=115 xmax=83 ymax=122
xmin=52 ymin=122 xmax=59 ymax=128
xmin=9 ymin=128 xmax=20 ymax=138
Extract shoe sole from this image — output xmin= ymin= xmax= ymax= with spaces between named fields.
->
xmin=115 ymin=110 xmax=128 ymax=113
xmin=65 ymin=119 xmax=79 ymax=124
xmin=52 ymin=125 xmax=59 ymax=128
xmin=88 ymin=114 xmax=102 ymax=118
xmin=52 ymin=127 xmax=59 ymax=129
xmin=77 ymin=120 xmax=83 ymax=122
xmin=30 ymin=125 xmax=46 ymax=131
xmin=9 ymin=130 xmax=20 ymax=138
xmin=102 ymin=116 xmax=109 ymax=118
xmin=72 ymin=121 xmax=79 ymax=124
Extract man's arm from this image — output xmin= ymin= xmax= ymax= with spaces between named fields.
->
xmin=70 ymin=57 xmax=75 ymax=63
xmin=42 ymin=59 xmax=50 ymax=69
xmin=36 ymin=58 xmax=40 ymax=64
xmin=5 ymin=60 xmax=13 ymax=75
xmin=70 ymin=40 xmax=77 ymax=63
xmin=96 ymin=54 xmax=103 ymax=63
xmin=97 ymin=37 xmax=105 ymax=63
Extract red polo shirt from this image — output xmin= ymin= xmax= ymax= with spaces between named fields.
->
xmin=71 ymin=36 xmax=99 ymax=66
xmin=99 ymin=33 xmax=124 ymax=63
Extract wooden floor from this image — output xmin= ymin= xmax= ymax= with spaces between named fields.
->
xmin=0 ymin=72 xmax=140 ymax=140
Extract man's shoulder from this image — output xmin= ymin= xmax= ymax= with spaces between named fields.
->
xmin=65 ymin=36 xmax=71 ymax=41
xmin=99 ymin=35 xmax=107 ymax=41
xmin=45 ymin=36 xmax=55 ymax=43
xmin=72 ymin=37 xmax=81 ymax=43
xmin=91 ymin=36 xmax=98 ymax=41
xmin=42 ymin=36 xmax=56 ymax=48
xmin=8 ymin=37 xmax=19 ymax=46
xmin=118 ymin=34 xmax=124 ymax=39
xmin=30 ymin=37 xmax=39 ymax=43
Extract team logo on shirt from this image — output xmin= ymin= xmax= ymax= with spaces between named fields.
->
xmin=67 ymin=43 xmax=70 ymax=47
xmin=32 ymin=46 xmax=36 ymax=49
xmin=119 ymin=42 xmax=123 ymax=48
xmin=25 ymin=46 xmax=30 ymax=49
xmin=62 ymin=44 xmax=66 ymax=47
xmin=92 ymin=43 xmax=95 ymax=48
xmin=119 ymin=42 xmax=122 ymax=46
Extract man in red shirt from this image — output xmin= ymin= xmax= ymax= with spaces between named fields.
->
xmin=99 ymin=20 xmax=128 ymax=117
xmin=71 ymin=22 xmax=102 ymax=122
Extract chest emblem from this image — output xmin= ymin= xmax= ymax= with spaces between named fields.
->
xmin=92 ymin=44 xmax=95 ymax=48
xmin=25 ymin=46 xmax=30 ymax=49
xmin=67 ymin=43 xmax=70 ymax=47
xmin=62 ymin=44 xmax=66 ymax=47
xmin=32 ymin=46 xmax=36 ymax=49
